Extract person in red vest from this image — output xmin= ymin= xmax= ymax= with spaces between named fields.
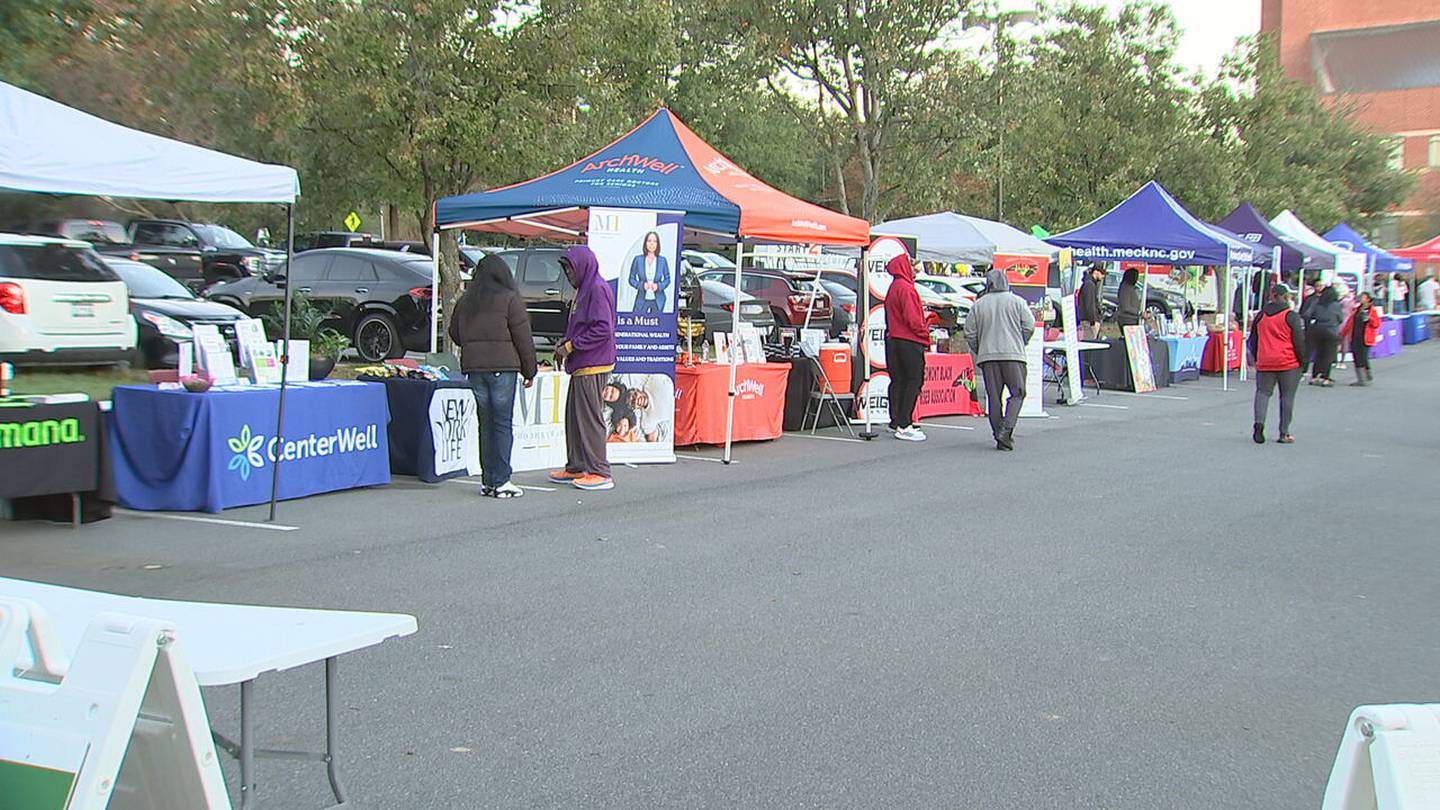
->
xmin=1340 ymin=291 xmax=1382 ymax=387
xmin=1247 ymin=282 xmax=1306 ymax=444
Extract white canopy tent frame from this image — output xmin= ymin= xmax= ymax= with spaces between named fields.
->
xmin=0 ymin=81 xmax=302 ymax=521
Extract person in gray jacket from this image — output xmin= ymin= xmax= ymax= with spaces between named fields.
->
xmin=964 ymin=269 xmax=1036 ymax=450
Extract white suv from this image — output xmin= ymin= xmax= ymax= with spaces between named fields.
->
xmin=0 ymin=233 xmax=137 ymax=366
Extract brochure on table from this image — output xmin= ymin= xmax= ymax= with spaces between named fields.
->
xmin=587 ymin=207 xmax=681 ymax=463
xmin=191 ymin=325 xmax=236 ymax=385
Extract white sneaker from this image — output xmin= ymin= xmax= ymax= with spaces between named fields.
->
xmin=894 ymin=426 xmax=926 ymax=442
xmin=492 ymin=482 xmax=524 ymax=499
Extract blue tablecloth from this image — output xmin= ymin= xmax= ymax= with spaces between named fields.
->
xmin=1399 ymin=313 xmax=1430 ymax=344
xmin=1157 ymin=335 xmax=1206 ymax=381
xmin=110 ymin=381 xmax=391 ymax=512
xmin=1372 ymin=318 xmax=1403 ymax=359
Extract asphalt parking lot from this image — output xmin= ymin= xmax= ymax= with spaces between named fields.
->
xmin=6 ymin=344 xmax=1440 ymax=808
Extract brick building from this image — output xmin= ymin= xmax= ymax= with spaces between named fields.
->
xmin=1261 ymin=0 xmax=1440 ymax=245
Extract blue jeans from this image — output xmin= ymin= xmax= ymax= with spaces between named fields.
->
xmin=467 ymin=371 xmax=517 ymax=488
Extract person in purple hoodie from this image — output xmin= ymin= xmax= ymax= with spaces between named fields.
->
xmin=549 ymin=245 xmax=617 ymax=491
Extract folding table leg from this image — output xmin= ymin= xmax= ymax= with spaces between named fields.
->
xmin=325 ymin=656 xmax=349 ymax=806
xmin=241 ymin=679 xmax=256 ymax=808
xmin=70 ymin=493 xmax=80 ymax=528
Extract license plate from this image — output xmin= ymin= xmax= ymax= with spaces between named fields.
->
xmin=71 ymin=303 xmax=95 ymax=318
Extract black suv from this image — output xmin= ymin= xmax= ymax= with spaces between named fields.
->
xmin=493 ymin=246 xmax=702 ymax=340
xmin=122 ymin=219 xmax=285 ymax=291
xmin=204 ymin=248 xmax=434 ymax=362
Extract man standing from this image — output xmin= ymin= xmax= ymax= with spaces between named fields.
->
xmin=882 ymin=252 xmax=929 ymax=442
xmin=965 ymin=269 xmax=1036 ymax=451
xmin=1077 ymin=264 xmax=1104 ymax=340
xmin=550 ymin=245 xmax=617 ymax=491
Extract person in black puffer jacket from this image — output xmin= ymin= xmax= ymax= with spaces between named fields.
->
xmin=1305 ymin=284 xmax=1343 ymax=386
xmin=448 ymin=254 xmax=537 ymax=498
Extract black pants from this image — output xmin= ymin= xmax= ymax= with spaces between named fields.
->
xmin=980 ymin=360 xmax=1026 ymax=439
xmin=1254 ymin=368 xmax=1300 ymax=435
xmin=886 ymin=337 xmax=926 ymax=430
xmin=1311 ymin=333 xmax=1338 ymax=379
xmin=1350 ymin=332 xmax=1371 ymax=372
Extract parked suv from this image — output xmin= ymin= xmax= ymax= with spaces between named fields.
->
xmin=204 ymin=248 xmax=433 ymax=362
xmin=495 ymin=246 xmax=703 ymax=340
xmin=695 ymin=267 xmax=833 ymax=335
xmin=0 ymin=234 xmax=137 ymax=367
xmin=124 ymin=219 xmax=285 ymax=292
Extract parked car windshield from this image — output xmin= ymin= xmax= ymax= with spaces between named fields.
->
xmin=59 ymin=220 xmax=130 ymax=246
xmin=0 ymin=244 xmax=119 ymax=282
xmin=193 ymin=224 xmax=255 ymax=249
xmin=110 ymin=260 xmax=193 ymax=299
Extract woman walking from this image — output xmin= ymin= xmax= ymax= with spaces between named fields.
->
xmin=1248 ymin=282 xmax=1305 ymax=445
xmin=1305 ymin=284 xmax=1343 ymax=386
xmin=448 ymin=254 xmax=538 ymax=498
xmin=1341 ymin=291 xmax=1381 ymax=386
xmin=1116 ymin=268 xmax=1142 ymax=330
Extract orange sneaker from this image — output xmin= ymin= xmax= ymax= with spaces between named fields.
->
xmin=548 ymin=469 xmax=585 ymax=483
xmin=572 ymin=474 xmax=614 ymax=491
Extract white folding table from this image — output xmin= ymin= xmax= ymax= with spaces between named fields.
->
xmin=0 ymin=577 xmax=417 ymax=809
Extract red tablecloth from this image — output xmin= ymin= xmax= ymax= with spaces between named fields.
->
xmin=1202 ymin=331 xmax=1243 ymax=372
xmin=675 ymin=363 xmax=790 ymax=445
xmin=915 ymin=353 xmax=983 ymax=418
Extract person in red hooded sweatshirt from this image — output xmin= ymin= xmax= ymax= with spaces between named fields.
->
xmin=1247 ymin=282 xmax=1306 ymax=445
xmin=883 ymin=253 xmax=930 ymax=441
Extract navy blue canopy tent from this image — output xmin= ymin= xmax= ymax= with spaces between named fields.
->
xmin=1218 ymin=202 xmax=1327 ymax=273
xmin=1048 ymin=181 xmax=1255 ymax=266
xmin=1323 ymin=223 xmax=1414 ymax=274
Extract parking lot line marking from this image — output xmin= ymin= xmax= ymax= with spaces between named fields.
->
xmin=917 ymin=422 xmax=976 ymax=431
xmin=1110 ymin=391 xmax=1189 ymax=401
xmin=787 ymin=433 xmax=868 ymax=444
xmin=115 ymin=509 xmax=298 ymax=532
xmin=676 ymin=453 xmax=728 ymax=464
xmin=1079 ymin=403 xmax=1130 ymax=410
xmin=518 ymin=484 xmax=558 ymax=492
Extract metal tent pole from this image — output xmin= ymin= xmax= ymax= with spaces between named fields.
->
xmin=1222 ymin=252 xmax=1232 ymax=393
xmin=268 ymin=203 xmax=296 ymax=522
xmin=722 ymin=238 xmax=743 ymax=464
xmin=858 ymin=246 xmax=876 ymax=440
xmin=430 ymin=230 xmax=441 ymax=353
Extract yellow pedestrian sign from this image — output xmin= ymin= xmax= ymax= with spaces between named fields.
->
xmin=344 ymin=211 xmax=362 ymax=232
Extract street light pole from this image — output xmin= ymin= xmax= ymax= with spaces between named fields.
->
xmin=982 ymin=9 xmax=1036 ymax=223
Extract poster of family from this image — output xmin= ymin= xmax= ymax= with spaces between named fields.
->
xmin=587 ymin=207 xmax=683 ymax=464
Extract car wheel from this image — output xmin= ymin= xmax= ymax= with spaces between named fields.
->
xmin=353 ymin=312 xmax=399 ymax=362
xmin=1146 ymin=301 xmax=1170 ymax=319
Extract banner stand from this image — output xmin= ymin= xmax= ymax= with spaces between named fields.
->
xmin=1322 ymin=704 xmax=1440 ymax=809
xmin=0 ymin=598 xmax=230 ymax=810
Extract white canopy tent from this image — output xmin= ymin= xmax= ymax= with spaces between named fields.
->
xmin=0 ymin=81 xmax=302 ymax=520
xmin=0 ymin=82 xmax=298 ymax=203
xmin=1270 ymin=210 xmax=1366 ymax=290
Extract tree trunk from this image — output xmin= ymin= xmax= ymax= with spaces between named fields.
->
xmin=419 ymin=191 xmax=462 ymax=354
xmin=856 ymin=124 xmax=879 ymax=223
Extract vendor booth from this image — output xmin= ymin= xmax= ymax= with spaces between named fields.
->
xmin=1324 ymin=223 xmax=1415 ymax=314
xmin=434 ymin=109 xmax=870 ymax=462
xmin=1048 ymin=181 xmax=1257 ymax=391
xmin=1394 ymin=234 xmax=1440 ymax=269
xmin=1270 ymin=210 xmax=1367 ymax=292
xmin=869 ymin=212 xmax=1056 ymax=409
xmin=0 ymin=81 xmax=313 ymax=519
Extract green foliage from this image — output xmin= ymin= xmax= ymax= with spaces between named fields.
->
xmin=0 ymin=0 xmax=1421 ymax=269
xmin=264 ymin=293 xmax=349 ymax=358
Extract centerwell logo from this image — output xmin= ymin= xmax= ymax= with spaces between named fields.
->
xmin=0 ymin=417 xmax=85 ymax=449
xmin=736 ymin=379 xmax=766 ymax=398
xmin=225 ymin=422 xmax=379 ymax=481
